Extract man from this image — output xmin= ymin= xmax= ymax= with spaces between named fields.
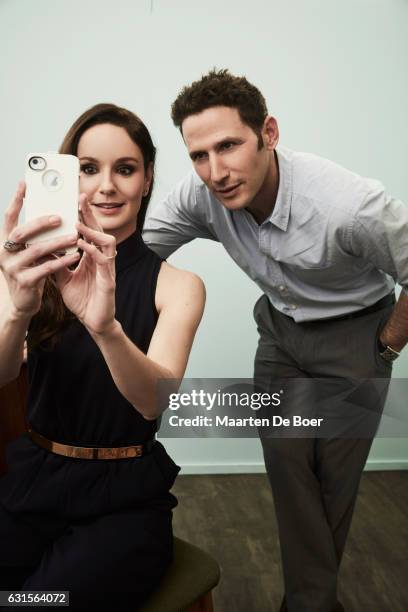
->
xmin=143 ymin=69 xmax=408 ymax=611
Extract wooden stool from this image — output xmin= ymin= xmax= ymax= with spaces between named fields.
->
xmin=140 ymin=537 xmax=220 ymax=612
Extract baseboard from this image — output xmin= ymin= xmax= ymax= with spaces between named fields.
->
xmin=364 ymin=459 xmax=408 ymax=471
xmin=178 ymin=459 xmax=408 ymax=475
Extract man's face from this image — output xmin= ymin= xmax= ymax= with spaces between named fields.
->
xmin=182 ymin=106 xmax=273 ymax=210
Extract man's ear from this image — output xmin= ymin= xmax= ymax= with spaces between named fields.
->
xmin=262 ymin=116 xmax=279 ymax=151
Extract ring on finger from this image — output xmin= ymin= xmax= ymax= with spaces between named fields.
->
xmin=104 ymin=250 xmax=117 ymax=260
xmin=3 ymin=239 xmax=26 ymax=252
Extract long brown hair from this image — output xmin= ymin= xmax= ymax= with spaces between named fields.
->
xmin=27 ymin=103 xmax=156 ymax=351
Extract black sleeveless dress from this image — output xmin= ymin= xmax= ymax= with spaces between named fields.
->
xmin=0 ymin=231 xmax=180 ymax=608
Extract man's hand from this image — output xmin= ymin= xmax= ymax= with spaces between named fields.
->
xmin=379 ymin=292 xmax=408 ymax=353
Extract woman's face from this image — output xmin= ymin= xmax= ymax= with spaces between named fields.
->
xmin=77 ymin=123 xmax=151 ymax=244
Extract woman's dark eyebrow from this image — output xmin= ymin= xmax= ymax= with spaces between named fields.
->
xmin=115 ymin=157 xmax=140 ymax=163
xmin=78 ymin=156 xmax=140 ymax=163
xmin=79 ymin=156 xmax=98 ymax=162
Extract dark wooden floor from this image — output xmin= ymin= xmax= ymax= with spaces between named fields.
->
xmin=172 ymin=471 xmax=408 ymax=612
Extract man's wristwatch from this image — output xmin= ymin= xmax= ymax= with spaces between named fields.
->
xmin=377 ymin=339 xmax=400 ymax=362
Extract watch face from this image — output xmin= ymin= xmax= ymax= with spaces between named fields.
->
xmin=380 ymin=347 xmax=399 ymax=362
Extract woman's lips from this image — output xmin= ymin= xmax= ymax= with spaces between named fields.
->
xmin=92 ymin=202 xmax=124 ymax=215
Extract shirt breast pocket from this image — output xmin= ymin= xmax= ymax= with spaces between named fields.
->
xmin=278 ymin=239 xmax=332 ymax=270
xmin=276 ymin=202 xmax=334 ymax=270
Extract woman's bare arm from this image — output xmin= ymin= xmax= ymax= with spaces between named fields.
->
xmin=0 ymin=183 xmax=80 ymax=388
xmin=0 ymin=272 xmax=29 ymax=386
xmin=88 ymin=263 xmax=205 ymax=419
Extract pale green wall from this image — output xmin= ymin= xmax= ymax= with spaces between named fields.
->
xmin=1 ymin=0 xmax=407 ymax=471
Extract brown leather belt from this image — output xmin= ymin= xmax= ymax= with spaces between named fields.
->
xmin=28 ymin=428 xmax=153 ymax=460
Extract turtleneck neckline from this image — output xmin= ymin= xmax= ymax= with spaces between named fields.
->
xmin=115 ymin=230 xmax=149 ymax=273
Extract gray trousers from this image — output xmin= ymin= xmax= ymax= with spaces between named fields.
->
xmin=253 ymin=295 xmax=393 ymax=612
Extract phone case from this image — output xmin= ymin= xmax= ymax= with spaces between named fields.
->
xmin=24 ymin=152 xmax=79 ymax=254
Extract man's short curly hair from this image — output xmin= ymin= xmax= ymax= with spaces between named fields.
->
xmin=171 ymin=69 xmax=268 ymax=140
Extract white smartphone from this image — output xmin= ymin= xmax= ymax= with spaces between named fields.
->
xmin=24 ymin=152 xmax=79 ymax=253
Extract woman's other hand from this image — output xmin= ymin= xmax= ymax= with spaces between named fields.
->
xmin=0 ymin=182 xmax=81 ymax=321
xmin=54 ymin=194 xmax=117 ymax=335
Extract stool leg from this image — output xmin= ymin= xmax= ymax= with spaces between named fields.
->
xmin=186 ymin=590 xmax=214 ymax=612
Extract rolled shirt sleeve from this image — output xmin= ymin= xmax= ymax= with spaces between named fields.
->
xmin=350 ymin=181 xmax=408 ymax=295
xmin=143 ymin=173 xmax=217 ymax=259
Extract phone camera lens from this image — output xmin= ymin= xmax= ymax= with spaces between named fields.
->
xmin=28 ymin=156 xmax=46 ymax=171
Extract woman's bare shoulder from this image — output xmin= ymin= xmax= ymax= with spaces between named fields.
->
xmin=155 ymin=262 xmax=205 ymax=314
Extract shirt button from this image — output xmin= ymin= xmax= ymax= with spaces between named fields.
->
xmin=290 ymin=304 xmax=297 ymax=310
xmin=278 ymin=285 xmax=285 ymax=292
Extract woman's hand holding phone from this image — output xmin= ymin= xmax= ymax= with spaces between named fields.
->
xmin=54 ymin=194 xmax=118 ymax=336
xmin=0 ymin=182 xmax=81 ymax=321
xmin=2 ymin=180 xmax=117 ymax=336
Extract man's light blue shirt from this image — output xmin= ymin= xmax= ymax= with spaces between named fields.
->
xmin=143 ymin=146 xmax=407 ymax=322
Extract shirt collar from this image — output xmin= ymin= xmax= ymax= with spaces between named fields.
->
xmin=264 ymin=146 xmax=293 ymax=231
xmin=115 ymin=229 xmax=150 ymax=273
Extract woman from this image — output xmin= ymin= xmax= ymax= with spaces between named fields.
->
xmin=0 ymin=104 xmax=205 ymax=610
